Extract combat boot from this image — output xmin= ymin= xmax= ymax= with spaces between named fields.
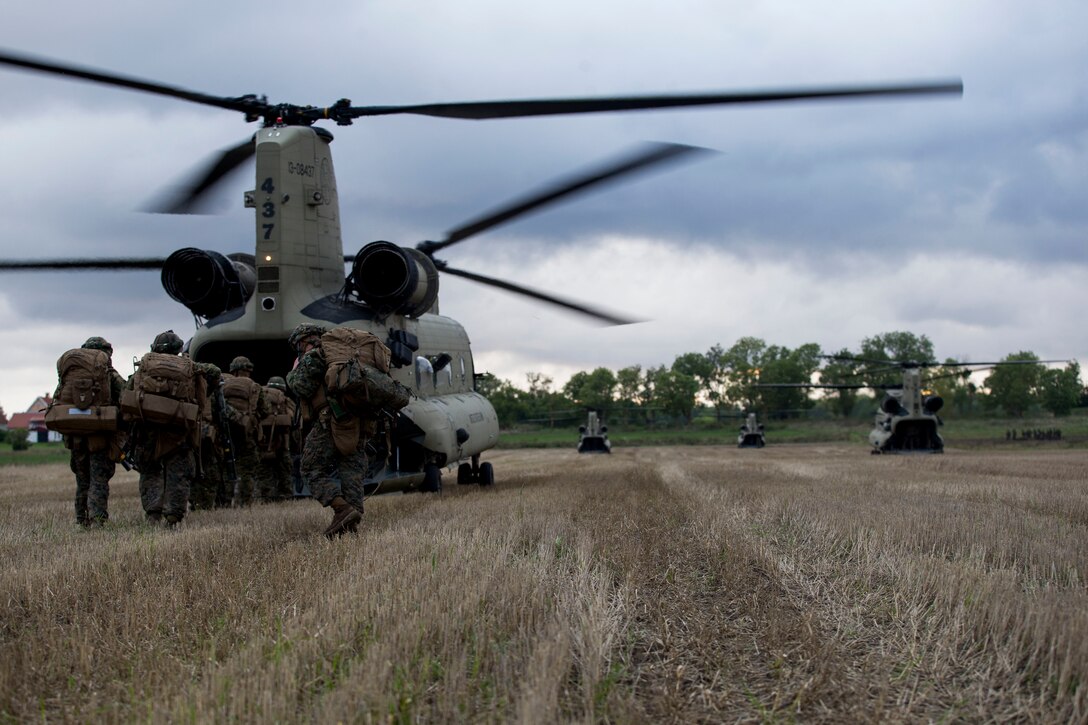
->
xmin=344 ymin=505 xmax=364 ymax=535
xmin=164 ymin=514 xmax=181 ymax=528
xmin=324 ymin=496 xmax=362 ymax=539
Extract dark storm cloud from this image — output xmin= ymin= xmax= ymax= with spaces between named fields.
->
xmin=0 ymin=0 xmax=1084 ymax=410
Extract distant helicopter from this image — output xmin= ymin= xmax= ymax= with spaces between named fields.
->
xmin=577 ymin=410 xmax=611 ymax=454
xmin=0 ymin=48 xmax=961 ymax=489
xmin=761 ymin=356 xmax=1062 ymax=454
xmin=737 ymin=412 xmax=766 ymax=448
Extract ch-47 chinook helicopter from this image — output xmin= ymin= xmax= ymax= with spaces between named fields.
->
xmin=577 ymin=410 xmax=611 ymax=454
xmin=737 ymin=412 xmax=766 ymax=448
xmin=0 ymin=49 xmax=961 ymax=490
xmin=761 ymin=356 xmax=1064 ymax=454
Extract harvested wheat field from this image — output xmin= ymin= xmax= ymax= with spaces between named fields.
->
xmin=2 ymin=445 xmax=1087 ymax=722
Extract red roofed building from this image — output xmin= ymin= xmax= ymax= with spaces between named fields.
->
xmin=9 ymin=394 xmax=60 ymax=443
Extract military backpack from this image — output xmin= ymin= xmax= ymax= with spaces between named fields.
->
xmin=45 ymin=348 xmax=119 ymax=434
xmin=121 ymin=352 xmax=201 ymax=427
xmin=321 ymin=328 xmax=409 ymax=416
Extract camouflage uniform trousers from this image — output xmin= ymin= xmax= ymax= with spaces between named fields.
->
xmin=257 ymin=446 xmax=293 ymax=502
xmin=190 ymin=433 xmax=224 ymax=510
xmin=301 ymin=417 xmax=371 ymax=511
xmin=138 ymin=445 xmax=196 ymax=522
xmin=69 ymin=442 xmax=115 ymax=525
xmin=232 ymin=434 xmax=261 ymax=506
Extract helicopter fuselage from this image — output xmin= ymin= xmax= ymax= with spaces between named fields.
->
xmin=174 ymin=125 xmax=499 ymax=492
xmin=737 ymin=412 xmax=766 ymax=448
xmin=869 ymin=368 xmax=943 ymax=454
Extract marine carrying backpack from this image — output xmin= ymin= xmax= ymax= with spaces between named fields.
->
xmin=121 ymin=352 xmax=200 ymax=427
xmin=57 ymin=348 xmax=111 ymax=408
xmin=260 ymin=386 xmax=295 ymax=450
xmin=222 ymin=374 xmax=263 ymax=437
xmin=45 ymin=348 xmax=119 ymax=434
xmin=321 ymin=328 xmax=409 ymax=415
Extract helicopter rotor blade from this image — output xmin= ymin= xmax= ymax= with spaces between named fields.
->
xmin=939 ymin=359 xmax=1069 ymax=367
xmin=438 ymin=263 xmax=639 ymax=326
xmin=345 ymin=80 xmax=963 ymax=121
xmin=0 ymin=48 xmax=269 ymax=118
xmin=146 ymin=137 xmax=257 ymax=214
xmin=0 ymin=258 xmax=166 ymax=270
xmin=755 ymin=383 xmax=875 ymax=390
xmin=417 ymin=142 xmax=713 ymax=256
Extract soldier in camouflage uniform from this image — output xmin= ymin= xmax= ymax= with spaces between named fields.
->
xmin=222 ymin=356 xmax=269 ymax=506
xmin=58 ymin=336 xmax=126 ymax=527
xmin=190 ymin=386 xmax=227 ymax=510
xmin=256 ymin=376 xmax=297 ymax=502
xmin=129 ymin=331 xmax=221 ymax=526
xmin=286 ymin=323 xmax=365 ymax=537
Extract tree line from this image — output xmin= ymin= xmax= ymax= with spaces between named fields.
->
xmin=477 ymin=331 xmax=1084 ymax=428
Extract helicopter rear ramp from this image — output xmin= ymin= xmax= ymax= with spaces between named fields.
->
xmin=577 ymin=435 xmax=611 ymax=454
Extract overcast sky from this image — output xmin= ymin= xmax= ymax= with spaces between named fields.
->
xmin=1 ymin=1 xmax=1084 ymax=413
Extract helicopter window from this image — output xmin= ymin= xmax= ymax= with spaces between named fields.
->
xmin=415 ymin=357 xmax=433 ymax=390
xmin=460 ymin=356 xmax=466 ymax=384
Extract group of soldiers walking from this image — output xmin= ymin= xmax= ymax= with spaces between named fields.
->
xmin=48 ymin=322 xmax=398 ymax=538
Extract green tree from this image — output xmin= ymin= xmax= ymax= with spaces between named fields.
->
xmin=922 ymin=359 xmax=987 ymax=416
xmin=615 ymin=365 xmax=643 ymax=424
xmin=720 ymin=336 xmax=767 ymax=411
xmin=984 ymin=352 xmax=1043 ymax=417
xmin=640 ymin=366 xmax=666 ymax=424
xmin=524 ymin=372 xmax=572 ymax=427
xmin=656 ymin=366 xmax=701 ymax=423
xmin=563 ymin=367 xmax=617 ymax=414
xmin=1039 ymin=361 xmax=1082 ymax=416
xmin=860 ymin=331 xmax=936 ymax=363
xmin=10 ymin=428 xmax=29 ymax=451
xmin=672 ymin=351 xmax=715 ymax=404
xmin=704 ymin=343 xmax=733 ymax=421
xmin=475 ymin=374 xmax=528 ymax=428
xmin=858 ymin=331 xmax=935 ymax=390
xmin=819 ymin=348 xmax=861 ymax=417
xmin=755 ymin=343 xmax=821 ymax=416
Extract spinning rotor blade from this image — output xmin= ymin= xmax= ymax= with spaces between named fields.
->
xmin=147 ymin=137 xmax=256 ymax=214
xmin=345 ymin=80 xmax=963 ymax=121
xmin=923 ymin=368 xmax=989 ymax=384
xmin=0 ymin=48 xmax=961 ymax=127
xmin=0 ymin=49 xmax=268 ymax=117
xmin=940 ymin=359 xmax=1068 ymax=367
xmin=418 ymin=142 xmax=713 ymax=255
xmin=438 ymin=263 xmax=638 ymax=326
xmin=0 ymin=258 xmax=165 ymax=270
xmin=756 ymin=383 xmax=876 ymax=390
xmin=820 ymin=354 xmax=920 ymax=367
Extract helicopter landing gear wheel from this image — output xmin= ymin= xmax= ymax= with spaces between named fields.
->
xmin=457 ymin=462 xmax=474 ymax=485
xmin=478 ymin=461 xmax=495 ymax=487
xmin=420 ymin=464 xmax=442 ymax=493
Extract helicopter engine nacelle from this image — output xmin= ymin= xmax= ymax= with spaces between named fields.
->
xmin=881 ymin=395 xmax=906 ymax=416
xmin=349 ymin=241 xmax=439 ymax=317
xmin=923 ymin=395 xmax=944 ymax=414
xmin=161 ymin=248 xmax=255 ymax=319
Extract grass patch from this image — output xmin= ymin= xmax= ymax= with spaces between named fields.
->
xmin=0 ymin=441 xmax=69 ymax=466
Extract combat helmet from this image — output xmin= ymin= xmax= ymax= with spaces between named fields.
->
xmin=229 ymin=356 xmax=255 ymax=373
xmin=267 ymin=376 xmax=287 ymax=391
xmin=151 ymin=330 xmax=184 ymax=354
xmin=288 ymin=323 xmax=327 ymax=348
xmin=81 ymin=336 xmax=113 ymax=357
